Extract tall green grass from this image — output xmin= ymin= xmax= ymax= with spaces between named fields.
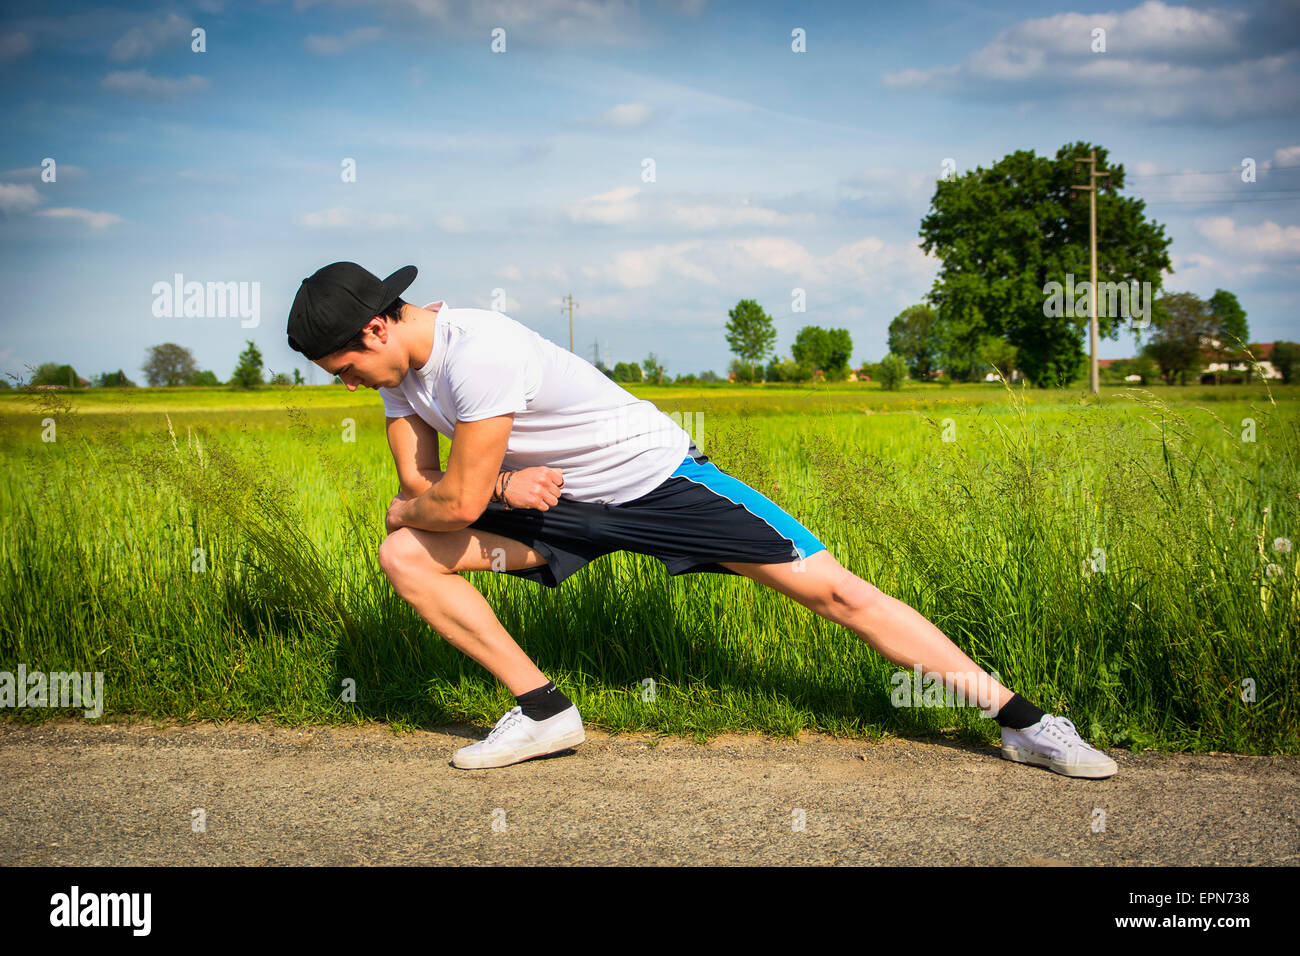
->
xmin=1 ymin=381 xmax=1295 ymax=752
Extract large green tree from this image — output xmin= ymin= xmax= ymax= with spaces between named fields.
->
xmin=887 ymin=305 xmax=941 ymax=380
xmin=919 ymin=142 xmax=1173 ymax=387
xmin=724 ymin=299 xmax=777 ymax=384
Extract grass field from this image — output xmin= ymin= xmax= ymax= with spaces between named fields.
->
xmin=1 ymin=378 xmax=1296 ymax=754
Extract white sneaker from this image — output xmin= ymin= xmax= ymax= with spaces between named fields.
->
xmin=1000 ymin=714 xmax=1118 ymax=779
xmin=452 ymin=704 xmax=586 ymax=770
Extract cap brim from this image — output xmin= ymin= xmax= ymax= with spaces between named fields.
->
xmin=381 ymin=265 xmax=417 ymax=305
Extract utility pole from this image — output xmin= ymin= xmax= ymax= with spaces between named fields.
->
xmin=1072 ymin=149 xmax=1109 ymax=396
xmin=561 ymin=294 xmax=579 ymax=352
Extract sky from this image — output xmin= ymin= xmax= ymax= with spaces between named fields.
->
xmin=1 ymin=0 xmax=1297 ymax=385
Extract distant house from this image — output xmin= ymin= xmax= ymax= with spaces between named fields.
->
xmin=1201 ymin=340 xmax=1281 ymax=381
xmin=980 ymin=368 xmax=1025 ymax=382
xmin=1096 ymin=358 xmax=1143 ymax=383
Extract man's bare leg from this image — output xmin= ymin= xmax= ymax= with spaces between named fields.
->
xmin=719 ymin=550 xmax=1013 ymax=712
xmin=378 ymin=526 xmax=552 ymax=696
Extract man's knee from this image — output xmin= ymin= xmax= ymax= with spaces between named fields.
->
xmin=827 ymin=572 xmax=881 ymax=618
xmin=378 ymin=527 xmax=446 ymax=581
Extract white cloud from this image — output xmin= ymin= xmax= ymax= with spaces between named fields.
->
xmin=1169 ymin=251 xmax=1216 ymax=271
xmin=498 ymin=265 xmax=524 ymax=281
xmin=300 ymin=206 xmax=411 ymax=230
xmin=0 ymin=32 xmax=32 ymax=60
xmin=1275 ymin=145 xmax=1300 ymax=166
xmin=668 ymin=199 xmax=804 ymax=230
xmin=594 ymin=234 xmax=937 ymax=294
xmin=581 ymin=102 xmax=657 ymax=129
xmin=109 ymin=13 xmax=193 ymax=62
xmin=35 ymin=207 xmax=123 ymax=229
xmin=608 ymin=241 xmax=716 ymax=287
xmin=880 ymin=0 xmax=1299 ymax=121
xmin=0 ymin=183 xmax=41 ymax=215
xmin=101 ymin=70 xmax=210 ymax=99
xmin=538 ymin=262 xmax=570 ymax=284
xmin=303 ymin=26 xmax=382 ymax=55
xmin=569 ymin=185 xmax=641 ymax=225
xmin=434 ymin=214 xmax=467 ymax=232
xmin=0 ymin=164 xmax=85 ymax=181
xmin=298 ymin=0 xmax=649 ymax=48
xmin=1196 ymin=216 xmax=1300 ymax=256
xmin=569 ymin=185 xmax=806 ymax=230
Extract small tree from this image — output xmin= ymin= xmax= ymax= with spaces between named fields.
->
xmin=792 ymin=325 xmax=853 ymax=380
xmin=231 ymin=340 xmax=265 ymax=389
xmin=269 ymin=371 xmax=292 ymax=385
xmin=187 ymin=369 xmax=220 ymax=386
xmin=292 ymin=368 xmax=304 ymax=385
xmin=31 ymin=362 xmax=82 ymax=387
xmin=642 ymin=353 xmax=665 ymax=385
xmin=1209 ymin=289 xmax=1248 ymax=383
xmin=765 ymin=355 xmax=812 ymax=382
xmin=888 ymin=304 xmax=942 ymax=380
xmin=877 ymin=353 xmax=908 ymax=391
xmin=977 ymin=335 xmax=1018 ymax=382
xmin=725 ymin=299 xmax=777 ymax=384
xmin=94 ymin=369 xmax=136 ymax=387
xmin=612 ymin=361 xmax=642 ymax=384
xmin=1144 ymin=292 xmax=1215 ymax=386
xmin=1271 ymin=341 xmax=1298 ymax=384
xmin=143 ymin=343 xmax=198 ymax=387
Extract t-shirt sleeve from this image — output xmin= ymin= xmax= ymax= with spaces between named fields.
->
xmin=447 ymin=334 xmax=536 ymax=423
xmin=379 ymin=386 xmax=415 ymax=418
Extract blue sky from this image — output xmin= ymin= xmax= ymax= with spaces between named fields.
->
xmin=1 ymin=0 xmax=1297 ymax=385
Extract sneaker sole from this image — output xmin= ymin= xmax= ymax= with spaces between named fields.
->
xmin=452 ymin=727 xmax=587 ymax=770
xmin=1001 ymin=744 xmax=1118 ymax=779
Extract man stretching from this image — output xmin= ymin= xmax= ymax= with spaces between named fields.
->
xmin=287 ymin=261 xmax=1117 ymax=779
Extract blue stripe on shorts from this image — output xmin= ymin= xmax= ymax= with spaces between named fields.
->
xmin=667 ymin=450 xmax=826 ymax=562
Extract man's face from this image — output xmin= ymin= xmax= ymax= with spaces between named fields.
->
xmin=316 ymin=319 xmax=405 ymax=391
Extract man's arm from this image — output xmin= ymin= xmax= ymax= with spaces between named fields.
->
xmin=390 ymin=414 xmax=514 ymax=532
xmin=386 ymin=414 xmax=444 ymax=499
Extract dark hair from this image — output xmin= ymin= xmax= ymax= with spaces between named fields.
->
xmin=339 ymin=297 xmax=409 ymax=353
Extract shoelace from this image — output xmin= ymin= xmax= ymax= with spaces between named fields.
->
xmin=1036 ymin=715 xmax=1083 ymax=750
xmin=483 ymin=707 xmax=526 ymax=744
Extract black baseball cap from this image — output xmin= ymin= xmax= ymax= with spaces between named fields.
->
xmin=287 ymin=261 xmax=418 ymax=360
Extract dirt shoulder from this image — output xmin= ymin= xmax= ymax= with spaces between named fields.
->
xmin=1 ymin=718 xmax=1296 ymax=866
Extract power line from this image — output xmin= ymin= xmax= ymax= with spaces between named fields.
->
xmin=1126 ymin=163 xmax=1300 ymax=179
xmin=1141 ymin=194 xmax=1300 ymax=205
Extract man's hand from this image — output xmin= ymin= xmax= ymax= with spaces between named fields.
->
xmin=386 ymin=494 xmax=411 ymax=535
xmin=501 ymin=466 xmax=565 ymax=510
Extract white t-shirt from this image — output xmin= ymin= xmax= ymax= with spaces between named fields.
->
xmin=379 ymin=302 xmax=691 ymax=505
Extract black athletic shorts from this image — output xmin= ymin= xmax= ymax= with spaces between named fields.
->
xmin=466 ymin=444 xmax=827 ymax=588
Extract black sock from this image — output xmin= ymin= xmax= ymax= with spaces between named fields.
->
xmin=515 ymin=681 xmax=572 ymax=721
xmin=994 ymin=693 xmax=1047 ymax=730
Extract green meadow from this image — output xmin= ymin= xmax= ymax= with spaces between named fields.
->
xmin=1 ymin=379 xmax=1296 ymax=754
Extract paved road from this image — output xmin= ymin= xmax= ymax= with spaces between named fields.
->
xmin=1 ymin=718 xmax=1296 ymax=865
